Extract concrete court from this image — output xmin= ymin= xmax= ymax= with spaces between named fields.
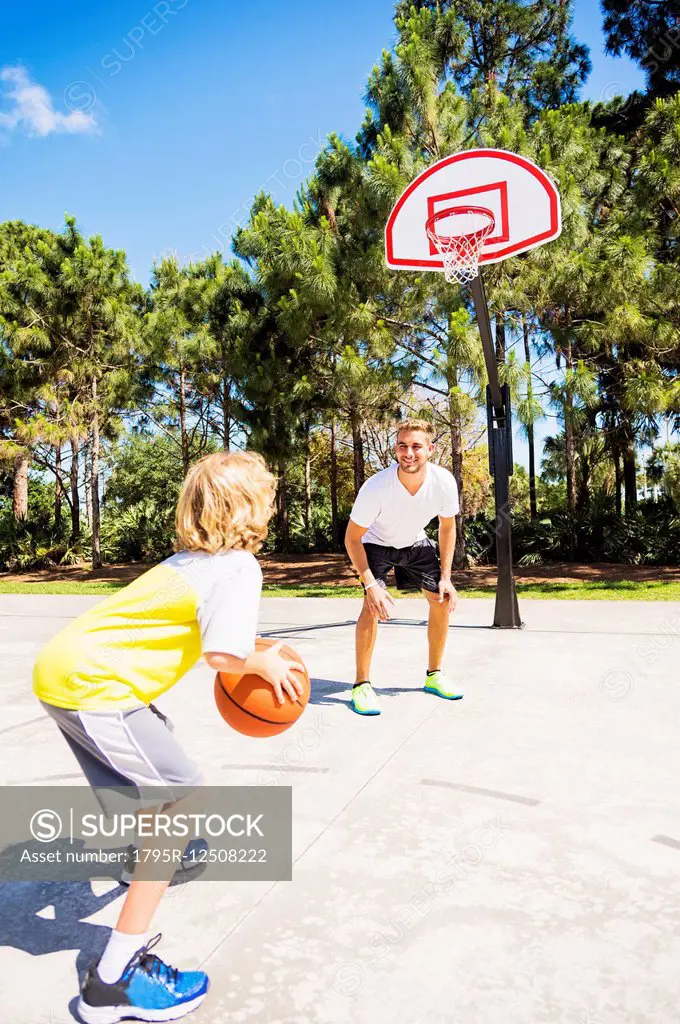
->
xmin=1 ymin=592 xmax=680 ymax=1024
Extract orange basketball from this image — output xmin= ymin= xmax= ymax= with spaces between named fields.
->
xmin=214 ymin=636 xmax=310 ymax=737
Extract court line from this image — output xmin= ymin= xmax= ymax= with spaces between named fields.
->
xmin=259 ymin=621 xmax=357 ymax=636
xmin=220 ymin=764 xmax=329 ymax=774
xmin=0 ymin=613 xmax=90 ymax=619
xmin=422 ymin=779 xmax=540 ymax=806
xmin=652 ymin=835 xmax=680 ymax=850
xmin=200 ymin=701 xmax=442 ymax=969
xmin=259 ymin=618 xmax=677 ymax=638
xmin=2 ymin=610 xmax=673 ymax=639
xmin=0 ymin=714 xmax=48 ymax=737
xmin=6 ymin=771 xmax=83 ymax=784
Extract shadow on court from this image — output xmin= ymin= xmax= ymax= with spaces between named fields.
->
xmin=0 ymin=844 xmax=118 ymax=987
xmin=308 ymin=677 xmax=425 ymax=708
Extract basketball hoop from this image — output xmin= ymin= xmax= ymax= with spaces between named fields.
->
xmin=425 ymin=205 xmax=496 ymax=285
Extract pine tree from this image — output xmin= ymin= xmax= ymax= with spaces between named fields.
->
xmin=602 ymin=0 xmax=680 ymax=101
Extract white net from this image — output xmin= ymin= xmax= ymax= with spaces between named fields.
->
xmin=426 ymin=206 xmax=496 ymax=285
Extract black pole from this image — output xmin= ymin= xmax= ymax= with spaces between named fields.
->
xmin=469 ymin=275 xmax=503 ymax=414
xmin=470 ymin=274 xmax=522 ymax=629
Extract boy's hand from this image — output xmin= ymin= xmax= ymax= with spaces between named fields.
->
xmin=252 ymin=641 xmax=306 ymax=705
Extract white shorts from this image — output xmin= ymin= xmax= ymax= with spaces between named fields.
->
xmin=40 ymin=700 xmax=204 ymax=816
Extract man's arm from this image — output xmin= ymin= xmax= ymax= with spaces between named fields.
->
xmin=345 ymin=519 xmax=395 ymax=620
xmin=344 ymin=519 xmax=373 ymax=583
xmin=437 ymin=516 xmax=457 ymax=607
xmin=438 ymin=516 xmax=456 ymax=579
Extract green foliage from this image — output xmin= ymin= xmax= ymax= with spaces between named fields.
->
xmin=1 ymin=3 xmax=680 ymax=571
xmin=602 ymin=0 xmax=680 ymax=101
xmin=469 ymin=495 xmax=680 ymax=567
xmin=0 ymin=478 xmax=79 ymax=571
xmin=105 ymin=432 xmax=190 ymax=510
xmin=102 ymin=432 xmax=213 ymax=562
xmin=100 ymin=499 xmax=174 ymax=564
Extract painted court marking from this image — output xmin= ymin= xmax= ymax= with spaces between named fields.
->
xmin=422 ymin=779 xmax=540 ymax=806
xmin=220 ymin=764 xmax=329 ymax=774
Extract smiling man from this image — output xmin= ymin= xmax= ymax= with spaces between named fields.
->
xmin=344 ymin=418 xmax=463 ymax=716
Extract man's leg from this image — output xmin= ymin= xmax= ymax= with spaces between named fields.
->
xmin=422 ymin=588 xmax=463 ymax=700
xmin=424 ymin=588 xmax=451 ymax=672
xmin=351 ymin=597 xmax=383 ymax=714
xmin=356 ymin=597 xmax=379 ymax=683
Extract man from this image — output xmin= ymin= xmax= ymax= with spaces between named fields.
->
xmin=344 ymin=418 xmax=463 ymax=716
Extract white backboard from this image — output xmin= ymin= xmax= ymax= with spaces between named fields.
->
xmin=385 ymin=148 xmax=561 ymax=272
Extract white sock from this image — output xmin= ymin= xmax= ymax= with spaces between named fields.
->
xmin=98 ymin=929 xmax=150 ymax=984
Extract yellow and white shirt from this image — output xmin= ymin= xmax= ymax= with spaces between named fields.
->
xmin=33 ymin=549 xmax=262 ymax=712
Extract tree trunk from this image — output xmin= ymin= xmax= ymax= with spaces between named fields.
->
xmin=276 ymin=458 xmax=290 ymax=552
xmin=70 ymin=436 xmax=81 ymax=542
xmin=221 ymin=376 xmax=231 ymax=451
xmin=522 ymin=316 xmax=538 ymax=519
xmin=304 ymin=418 xmax=312 ymax=538
xmin=564 ymin=329 xmax=577 ymax=512
xmin=564 ymin=402 xmax=576 ymax=512
xmin=13 ymin=450 xmax=29 ymax=522
xmin=350 ymin=411 xmax=365 ymax=496
xmin=622 ymin=424 xmax=638 ymax=513
xmin=179 ymin=359 xmax=190 ymax=475
xmin=91 ymin=377 xmax=102 ymax=569
xmin=448 ymin=375 xmax=466 ymax=569
xmin=577 ymin=409 xmax=598 ymax=513
xmin=495 ymin=314 xmax=506 ymax=361
xmin=330 ymin=418 xmax=339 ymax=547
xmin=577 ymin=457 xmax=590 ymax=511
xmin=54 ymin=444 xmax=62 ymax=527
xmin=614 ymin=446 xmax=622 ymax=517
xmin=84 ymin=440 xmax=92 ymax=528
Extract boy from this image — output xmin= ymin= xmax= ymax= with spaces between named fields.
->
xmin=32 ymin=451 xmax=304 ymax=1023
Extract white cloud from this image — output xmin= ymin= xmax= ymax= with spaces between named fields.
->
xmin=0 ymin=65 xmax=97 ymax=137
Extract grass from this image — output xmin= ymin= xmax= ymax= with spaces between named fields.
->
xmin=0 ymin=580 xmax=124 ymax=595
xmin=0 ymin=580 xmax=679 ymax=600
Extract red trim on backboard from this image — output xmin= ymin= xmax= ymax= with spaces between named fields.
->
xmin=385 ymin=149 xmax=561 ymax=270
xmin=426 ymin=181 xmax=509 ymax=255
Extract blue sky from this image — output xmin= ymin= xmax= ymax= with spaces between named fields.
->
xmin=1 ymin=0 xmax=645 ymax=281
xmin=0 ymin=0 xmax=646 ymax=466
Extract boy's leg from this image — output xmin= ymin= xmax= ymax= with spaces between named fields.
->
xmin=80 ymin=791 xmax=211 ymax=1022
xmin=114 ymin=788 xmax=207 ymax=934
xmin=40 ymin=701 xmax=210 ymax=1020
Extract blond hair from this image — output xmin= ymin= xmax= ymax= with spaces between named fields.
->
xmin=175 ymin=451 xmax=277 ymax=554
xmin=395 ymin=418 xmax=435 ymax=441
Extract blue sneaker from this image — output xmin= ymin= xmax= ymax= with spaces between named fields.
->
xmin=78 ymin=934 xmax=209 ymax=1023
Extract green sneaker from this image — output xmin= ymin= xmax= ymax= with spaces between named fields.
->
xmin=424 ymin=670 xmax=463 ymax=700
xmin=351 ymin=682 xmax=381 ymax=715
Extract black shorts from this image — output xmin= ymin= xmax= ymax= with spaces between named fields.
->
xmin=362 ymin=538 xmax=441 ymax=594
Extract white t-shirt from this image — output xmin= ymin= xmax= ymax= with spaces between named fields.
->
xmin=169 ymin=548 xmax=262 ymax=658
xmin=350 ymin=463 xmax=460 ymax=548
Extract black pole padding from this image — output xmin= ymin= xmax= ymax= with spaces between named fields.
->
xmin=470 ymin=274 xmax=522 ymax=629
xmin=469 ymin=275 xmax=503 ymax=414
xmin=502 ymin=382 xmax=514 ymax=476
xmin=487 ymin=389 xmax=523 ymax=629
xmin=486 ymin=385 xmax=496 ymax=477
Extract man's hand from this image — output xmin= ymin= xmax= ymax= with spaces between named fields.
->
xmin=437 ymin=578 xmax=458 ymax=611
xmin=365 ymin=583 xmax=397 ymax=622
